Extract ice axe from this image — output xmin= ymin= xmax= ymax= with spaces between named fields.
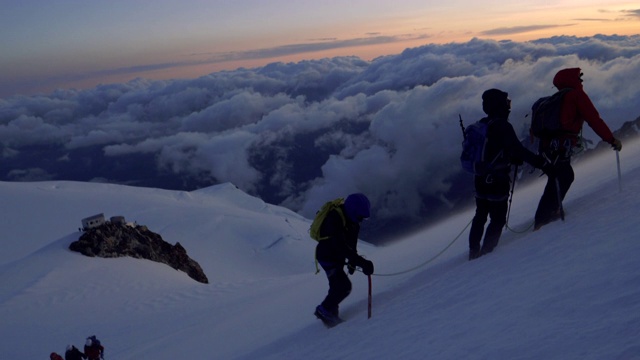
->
xmin=555 ymin=177 xmax=565 ymax=222
xmin=616 ymin=150 xmax=622 ymax=192
xmin=368 ymin=275 xmax=372 ymax=319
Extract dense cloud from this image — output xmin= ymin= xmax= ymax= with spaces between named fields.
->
xmin=2 ymin=35 xmax=640 ymax=242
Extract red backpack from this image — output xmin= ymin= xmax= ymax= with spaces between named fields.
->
xmin=50 ymin=353 xmax=64 ymax=360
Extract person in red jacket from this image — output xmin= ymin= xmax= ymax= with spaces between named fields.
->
xmin=83 ymin=336 xmax=104 ymax=360
xmin=533 ymin=68 xmax=622 ymax=230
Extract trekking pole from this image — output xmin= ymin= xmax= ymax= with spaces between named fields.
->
xmin=367 ymin=275 xmax=372 ymax=319
xmin=616 ymin=150 xmax=622 ymax=192
xmin=555 ymin=177 xmax=565 ymax=221
xmin=505 ymin=164 xmax=518 ymax=229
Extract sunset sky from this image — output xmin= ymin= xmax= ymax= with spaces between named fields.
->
xmin=1 ymin=0 xmax=638 ymax=98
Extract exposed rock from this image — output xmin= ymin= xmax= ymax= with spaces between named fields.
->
xmin=70 ymin=222 xmax=208 ymax=284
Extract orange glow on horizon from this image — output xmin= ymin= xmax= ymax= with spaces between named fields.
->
xmin=25 ymin=25 xmax=638 ymax=97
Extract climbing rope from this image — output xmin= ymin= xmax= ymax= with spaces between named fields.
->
xmin=372 ymin=218 xmax=472 ymax=277
xmin=505 ymin=221 xmax=534 ymax=233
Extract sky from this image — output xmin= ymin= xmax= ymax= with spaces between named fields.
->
xmin=1 ymin=137 xmax=640 ymax=359
xmin=1 ymin=0 xmax=639 ymax=98
xmin=2 ymin=34 xmax=640 ymax=244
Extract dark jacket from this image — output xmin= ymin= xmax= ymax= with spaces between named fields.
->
xmin=315 ymin=207 xmax=363 ymax=266
xmin=65 ymin=346 xmax=87 ymax=360
xmin=475 ymin=115 xmax=545 ymax=200
xmin=552 ymin=68 xmax=615 ymax=147
xmin=483 ymin=116 xmax=546 ymax=170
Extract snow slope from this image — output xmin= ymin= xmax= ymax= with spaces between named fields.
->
xmin=2 ymin=139 xmax=640 ymax=360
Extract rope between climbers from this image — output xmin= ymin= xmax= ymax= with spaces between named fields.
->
xmin=372 ymin=218 xmax=472 ymax=277
xmin=506 ymin=220 xmax=534 ymax=233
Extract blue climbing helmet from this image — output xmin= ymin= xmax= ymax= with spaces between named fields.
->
xmin=344 ymin=193 xmax=370 ymax=222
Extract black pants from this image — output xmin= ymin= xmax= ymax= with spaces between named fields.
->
xmin=469 ymin=197 xmax=508 ymax=253
xmin=535 ymin=159 xmax=574 ymax=225
xmin=318 ymin=261 xmax=351 ymax=315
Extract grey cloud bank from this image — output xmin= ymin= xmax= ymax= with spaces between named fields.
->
xmin=2 ymin=34 xmax=640 ymax=242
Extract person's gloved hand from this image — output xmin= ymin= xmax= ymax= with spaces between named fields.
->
xmin=611 ymin=138 xmax=622 ymax=151
xmin=360 ymin=259 xmax=374 ymax=276
xmin=541 ymin=161 xmax=557 ymax=177
xmin=347 ymin=263 xmax=356 ymax=275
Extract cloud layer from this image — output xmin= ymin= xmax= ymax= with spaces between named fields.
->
xmin=2 ymin=34 xmax=640 ymax=241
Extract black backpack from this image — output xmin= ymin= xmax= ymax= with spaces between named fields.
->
xmin=530 ymin=88 xmax=572 ymax=138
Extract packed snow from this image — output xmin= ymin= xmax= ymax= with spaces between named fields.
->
xmin=2 ymin=138 xmax=640 ymax=360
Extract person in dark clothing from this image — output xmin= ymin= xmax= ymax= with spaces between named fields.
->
xmin=314 ymin=193 xmax=374 ymax=327
xmin=468 ymin=89 xmax=554 ymax=260
xmin=65 ymin=344 xmax=87 ymax=360
xmin=533 ymin=68 xmax=622 ymax=230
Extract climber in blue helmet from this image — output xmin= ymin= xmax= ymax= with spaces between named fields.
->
xmin=313 ymin=193 xmax=374 ymax=327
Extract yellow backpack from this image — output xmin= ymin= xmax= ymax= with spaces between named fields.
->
xmin=309 ymin=198 xmax=346 ymax=241
xmin=309 ymin=198 xmax=347 ymax=273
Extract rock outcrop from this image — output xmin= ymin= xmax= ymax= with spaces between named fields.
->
xmin=70 ymin=222 xmax=208 ymax=284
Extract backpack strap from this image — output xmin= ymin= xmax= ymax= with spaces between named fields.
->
xmin=483 ymin=118 xmax=506 ymax=174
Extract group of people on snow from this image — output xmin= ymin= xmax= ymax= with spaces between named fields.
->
xmin=50 ymin=335 xmax=104 ymax=360
xmin=312 ymin=67 xmax=622 ymax=327
xmin=467 ymin=67 xmax=621 ymax=260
